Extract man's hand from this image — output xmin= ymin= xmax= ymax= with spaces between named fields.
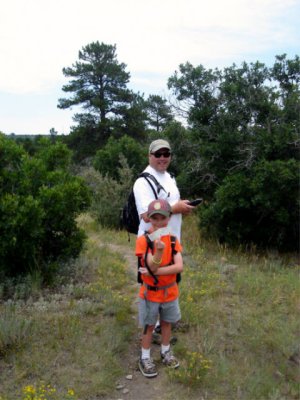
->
xmin=172 ymin=200 xmax=194 ymax=215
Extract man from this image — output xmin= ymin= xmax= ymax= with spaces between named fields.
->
xmin=133 ymin=139 xmax=194 ymax=241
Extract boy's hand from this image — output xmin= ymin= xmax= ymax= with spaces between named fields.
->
xmin=154 ymin=239 xmax=165 ymax=251
xmin=139 ymin=267 xmax=149 ymax=275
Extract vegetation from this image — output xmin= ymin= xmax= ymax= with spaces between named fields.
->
xmin=78 ymin=159 xmax=133 ymax=229
xmin=0 ymin=214 xmax=298 ymax=400
xmin=0 ymin=46 xmax=298 ymax=398
xmin=167 ymin=54 xmax=299 ymax=250
xmin=6 ymin=45 xmax=299 ymax=249
xmin=0 ymin=134 xmax=90 ymax=281
xmin=0 ymin=215 xmax=135 ymax=400
xmin=145 ymin=94 xmax=174 ymax=131
xmin=57 ymin=41 xmax=149 ymax=160
xmin=93 ymin=135 xmax=147 ymax=180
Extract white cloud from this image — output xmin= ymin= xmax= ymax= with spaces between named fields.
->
xmin=0 ymin=0 xmax=298 ymax=93
xmin=0 ymin=0 xmax=298 ymax=133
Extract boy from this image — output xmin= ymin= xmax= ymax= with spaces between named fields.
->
xmin=135 ymin=198 xmax=183 ymax=378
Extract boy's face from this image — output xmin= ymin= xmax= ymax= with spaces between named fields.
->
xmin=149 ymin=214 xmax=170 ymax=230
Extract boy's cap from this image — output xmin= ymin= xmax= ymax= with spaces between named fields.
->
xmin=147 ymin=199 xmax=172 ymax=218
xmin=149 ymin=139 xmax=171 ymax=154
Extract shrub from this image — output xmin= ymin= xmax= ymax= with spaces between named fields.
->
xmin=0 ymin=134 xmax=91 ymax=279
xmin=79 ymin=156 xmax=134 ymax=229
xmin=199 ymin=159 xmax=299 ymax=251
xmin=93 ymin=135 xmax=147 ymax=180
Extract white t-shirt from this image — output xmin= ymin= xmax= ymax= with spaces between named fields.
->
xmin=133 ymin=165 xmax=182 ymax=240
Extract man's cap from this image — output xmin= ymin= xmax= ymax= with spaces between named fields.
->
xmin=149 ymin=139 xmax=171 ymax=154
xmin=147 ymin=199 xmax=172 ymax=218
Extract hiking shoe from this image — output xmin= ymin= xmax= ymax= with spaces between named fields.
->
xmin=161 ymin=350 xmax=180 ymax=368
xmin=139 ymin=358 xmax=158 ymax=378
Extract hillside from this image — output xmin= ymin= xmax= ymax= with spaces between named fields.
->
xmin=0 ymin=214 xmax=299 ymax=400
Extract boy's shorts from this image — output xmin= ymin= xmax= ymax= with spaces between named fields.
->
xmin=138 ymin=298 xmax=181 ymax=328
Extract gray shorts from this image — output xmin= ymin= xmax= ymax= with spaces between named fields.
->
xmin=138 ymin=298 xmax=181 ymax=327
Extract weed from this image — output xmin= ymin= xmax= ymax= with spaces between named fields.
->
xmin=167 ymin=350 xmax=212 ymax=387
xmin=21 ymin=383 xmax=76 ymax=400
xmin=0 ymin=306 xmax=32 ymax=356
xmin=0 ymin=216 xmax=135 ymax=400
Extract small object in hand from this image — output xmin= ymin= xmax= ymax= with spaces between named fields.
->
xmin=188 ymin=198 xmax=203 ymax=206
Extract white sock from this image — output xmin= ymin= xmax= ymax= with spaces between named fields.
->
xmin=141 ymin=347 xmax=151 ymax=360
xmin=161 ymin=344 xmax=170 ymax=355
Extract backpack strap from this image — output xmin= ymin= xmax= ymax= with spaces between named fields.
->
xmin=141 ymin=175 xmax=158 ymax=199
xmin=170 ymin=235 xmax=177 ymax=263
xmin=170 ymin=235 xmax=181 ymax=284
xmin=139 ymin=172 xmax=168 ymax=196
xmin=144 ymin=234 xmax=159 ymax=285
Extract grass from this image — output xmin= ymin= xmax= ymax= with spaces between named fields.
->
xmin=0 ymin=213 xmax=299 ymax=400
xmin=174 ymin=215 xmax=300 ymax=400
xmin=0 ymin=214 xmax=135 ymax=400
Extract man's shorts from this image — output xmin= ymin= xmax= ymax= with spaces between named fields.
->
xmin=138 ymin=298 xmax=181 ymax=328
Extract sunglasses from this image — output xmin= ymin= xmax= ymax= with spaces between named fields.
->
xmin=151 ymin=151 xmax=171 ymax=158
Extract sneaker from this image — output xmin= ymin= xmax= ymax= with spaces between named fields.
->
xmin=161 ymin=350 xmax=180 ymax=368
xmin=139 ymin=358 xmax=158 ymax=378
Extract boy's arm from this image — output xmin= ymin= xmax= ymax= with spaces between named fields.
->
xmin=146 ymin=239 xmax=164 ymax=273
xmin=155 ymin=252 xmax=183 ymax=276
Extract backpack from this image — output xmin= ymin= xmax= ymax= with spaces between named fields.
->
xmin=121 ymin=172 xmax=167 ymax=235
xmin=137 ymin=233 xmax=181 ymax=285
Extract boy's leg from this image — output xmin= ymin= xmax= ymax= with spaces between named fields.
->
xmin=160 ymin=320 xmax=180 ymax=368
xmin=139 ymin=324 xmax=158 ymax=378
xmin=160 ymin=320 xmax=172 ymax=346
xmin=159 ymin=299 xmax=181 ymax=369
xmin=138 ymin=299 xmax=159 ymax=378
xmin=141 ymin=324 xmax=155 ymax=350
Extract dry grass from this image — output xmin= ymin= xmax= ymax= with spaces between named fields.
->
xmin=0 ymin=213 xmax=299 ymax=400
xmin=0 ymin=215 xmax=135 ymax=400
xmin=174 ymin=214 xmax=300 ymax=399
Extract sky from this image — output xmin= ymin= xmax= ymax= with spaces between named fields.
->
xmin=0 ymin=0 xmax=299 ymax=135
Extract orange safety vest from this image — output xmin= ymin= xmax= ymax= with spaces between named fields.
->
xmin=135 ymin=234 xmax=182 ymax=303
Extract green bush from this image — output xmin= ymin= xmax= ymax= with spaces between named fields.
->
xmin=93 ymin=135 xmax=147 ymax=180
xmin=199 ymin=159 xmax=299 ymax=251
xmin=0 ymin=134 xmax=91 ymax=279
xmin=79 ymin=157 xmax=134 ymax=229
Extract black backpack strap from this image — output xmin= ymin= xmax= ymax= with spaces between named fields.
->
xmin=137 ymin=255 xmax=143 ymax=283
xmin=143 ymin=233 xmax=159 ymax=285
xmin=170 ymin=235 xmax=181 ymax=284
xmin=142 ymin=176 xmax=158 ymax=199
xmin=139 ymin=172 xmax=168 ymax=195
xmin=170 ymin=235 xmax=177 ymax=261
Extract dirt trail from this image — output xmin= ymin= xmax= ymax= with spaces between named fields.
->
xmin=100 ymin=241 xmax=180 ymax=400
